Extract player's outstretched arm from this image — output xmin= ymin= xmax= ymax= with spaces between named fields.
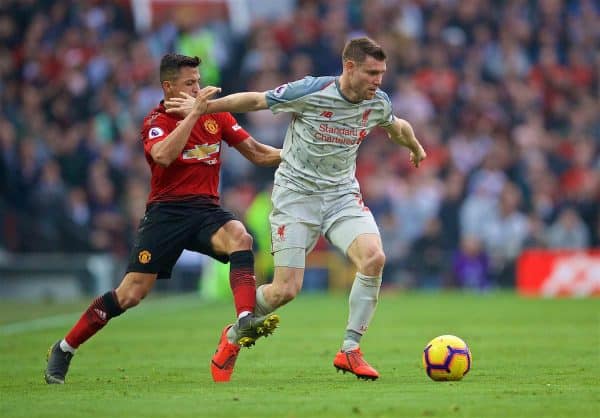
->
xmin=383 ymin=117 xmax=427 ymax=168
xmin=234 ymin=137 xmax=282 ymax=167
xmin=166 ymin=91 xmax=268 ymax=116
xmin=205 ymin=92 xmax=268 ymax=114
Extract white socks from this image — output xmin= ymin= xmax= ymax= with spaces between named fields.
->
xmin=238 ymin=311 xmax=251 ymax=319
xmin=342 ymin=272 xmax=382 ymax=351
xmin=254 ymin=284 xmax=274 ymax=316
xmin=60 ymin=339 xmax=75 ymax=354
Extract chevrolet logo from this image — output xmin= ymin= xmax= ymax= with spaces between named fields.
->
xmin=182 ymin=143 xmax=220 ymax=160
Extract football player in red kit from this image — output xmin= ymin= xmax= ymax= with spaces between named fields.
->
xmin=45 ymin=54 xmax=281 ymax=384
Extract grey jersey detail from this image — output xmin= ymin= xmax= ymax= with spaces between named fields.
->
xmin=265 ymin=76 xmax=336 ymax=112
xmin=266 ymin=76 xmax=394 ymax=193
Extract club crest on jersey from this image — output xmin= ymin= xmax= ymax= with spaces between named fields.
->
xmin=183 ymin=143 xmax=220 ymax=164
xmin=148 ymin=127 xmax=164 ymax=139
xmin=138 ymin=250 xmax=152 ymax=264
xmin=203 ymin=119 xmax=219 ymax=134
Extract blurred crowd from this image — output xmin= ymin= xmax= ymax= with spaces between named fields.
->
xmin=0 ymin=0 xmax=598 ymax=289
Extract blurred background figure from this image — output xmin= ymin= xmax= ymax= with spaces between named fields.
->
xmin=452 ymin=235 xmax=490 ymax=291
xmin=0 ymin=0 xmax=598 ymax=295
xmin=546 ymin=206 xmax=591 ymax=249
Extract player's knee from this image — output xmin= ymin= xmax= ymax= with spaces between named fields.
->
xmin=117 ymin=287 xmax=148 ymax=309
xmin=229 ymin=227 xmax=253 ymax=250
xmin=362 ymin=248 xmax=386 ymax=274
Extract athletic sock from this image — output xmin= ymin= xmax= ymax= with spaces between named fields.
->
xmin=343 ymin=272 xmax=382 ymax=350
xmin=225 ymin=284 xmax=273 ymax=344
xmin=64 ymin=290 xmax=124 ymax=349
xmin=229 ymin=251 xmax=256 ymax=316
xmin=342 ymin=330 xmax=362 ymax=352
xmin=254 ymin=284 xmax=274 ymax=316
xmin=59 ymin=339 xmax=75 ymax=354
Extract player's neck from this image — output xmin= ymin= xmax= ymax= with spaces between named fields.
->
xmin=337 ymin=75 xmax=362 ymax=104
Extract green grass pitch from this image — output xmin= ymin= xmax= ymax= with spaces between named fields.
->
xmin=1 ymin=291 xmax=598 ymax=418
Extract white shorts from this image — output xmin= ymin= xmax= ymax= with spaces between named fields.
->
xmin=269 ymin=185 xmax=380 ymax=268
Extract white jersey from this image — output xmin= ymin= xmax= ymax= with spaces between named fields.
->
xmin=265 ymin=76 xmax=394 ymax=193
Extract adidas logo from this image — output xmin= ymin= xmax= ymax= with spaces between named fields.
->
xmin=94 ymin=308 xmax=107 ymax=321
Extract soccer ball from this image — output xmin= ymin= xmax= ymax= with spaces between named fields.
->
xmin=422 ymin=335 xmax=472 ymax=381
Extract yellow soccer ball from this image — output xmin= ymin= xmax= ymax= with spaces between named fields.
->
xmin=422 ymin=335 xmax=472 ymax=381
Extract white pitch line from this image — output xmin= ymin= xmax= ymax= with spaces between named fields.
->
xmin=0 ymin=295 xmax=202 ymax=336
xmin=0 ymin=313 xmax=79 ymax=336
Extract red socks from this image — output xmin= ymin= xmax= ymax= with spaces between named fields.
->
xmin=229 ymin=251 xmax=256 ymax=316
xmin=65 ymin=290 xmax=124 ymax=348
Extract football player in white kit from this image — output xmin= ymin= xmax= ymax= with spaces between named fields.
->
xmin=167 ymin=37 xmax=426 ymax=380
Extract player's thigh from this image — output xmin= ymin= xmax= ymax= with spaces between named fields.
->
xmin=186 ymin=206 xmax=237 ymax=263
xmin=323 ymin=193 xmax=381 ymax=256
xmin=127 ymin=204 xmax=190 ymax=279
xmin=210 ymin=220 xmax=252 ymax=255
xmin=270 ymin=185 xmax=322 ymax=262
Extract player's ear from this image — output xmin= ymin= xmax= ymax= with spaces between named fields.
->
xmin=343 ymin=59 xmax=356 ymax=73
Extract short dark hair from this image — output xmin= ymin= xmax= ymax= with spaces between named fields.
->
xmin=342 ymin=37 xmax=386 ymax=63
xmin=159 ymin=54 xmax=201 ymax=82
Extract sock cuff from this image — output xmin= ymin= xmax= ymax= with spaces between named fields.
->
xmin=255 ymin=284 xmax=274 ymax=316
xmin=230 ymin=250 xmax=254 ymax=268
xmin=355 ymin=272 xmax=382 ymax=286
xmin=102 ymin=290 xmax=124 ymax=318
xmin=345 ymin=329 xmax=363 ymax=339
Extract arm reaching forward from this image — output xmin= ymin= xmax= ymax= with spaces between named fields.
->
xmin=165 ymin=91 xmax=268 ymax=116
xmin=206 ymin=92 xmax=268 ymax=114
xmin=383 ymin=117 xmax=427 ymax=168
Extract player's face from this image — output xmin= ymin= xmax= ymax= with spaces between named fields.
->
xmin=165 ymin=66 xmax=201 ymax=99
xmin=351 ymin=56 xmax=386 ymax=100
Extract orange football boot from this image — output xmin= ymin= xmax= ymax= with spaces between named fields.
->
xmin=211 ymin=325 xmax=240 ymax=382
xmin=333 ymin=347 xmax=379 ymax=380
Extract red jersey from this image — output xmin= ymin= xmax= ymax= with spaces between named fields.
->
xmin=140 ymin=102 xmax=250 ymax=203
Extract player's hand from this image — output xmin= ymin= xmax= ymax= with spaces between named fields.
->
xmin=164 ymin=92 xmax=195 ymax=116
xmin=409 ymin=145 xmax=427 ymax=168
xmin=165 ymin=87 xmax=221 ymax=117
xmin=191 ymin=86 xmax=221 ymax=116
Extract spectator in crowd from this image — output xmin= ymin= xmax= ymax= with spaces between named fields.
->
xmin=408 ymin=218 xmax=447 ymax=289
xmin=482 ymin=182 xmax=530 ymax=287
xmin=546 ymin=207 xmax=591 ymax=249
xmin=452 ymin=235 xmax=491 ymax=291
xmin=0 ymin=0 xmax=598 ymax=292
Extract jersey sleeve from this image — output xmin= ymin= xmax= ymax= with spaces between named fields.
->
xmin=377 ymin=90 xmax=394 ymax=128
xmin=218 ymin=113 xmax=250 ymax=146
xmin=142 ymin=115 xmax=171 ymax=155
xmin=265 ymin=76 xmax=335 ymax=115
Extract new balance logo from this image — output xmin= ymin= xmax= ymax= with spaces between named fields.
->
xmin=320 ymin=111 xmax=334 ymax=119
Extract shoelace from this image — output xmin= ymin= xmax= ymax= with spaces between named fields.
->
xmin=347 ymin=350 xmax=369 ymax=370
